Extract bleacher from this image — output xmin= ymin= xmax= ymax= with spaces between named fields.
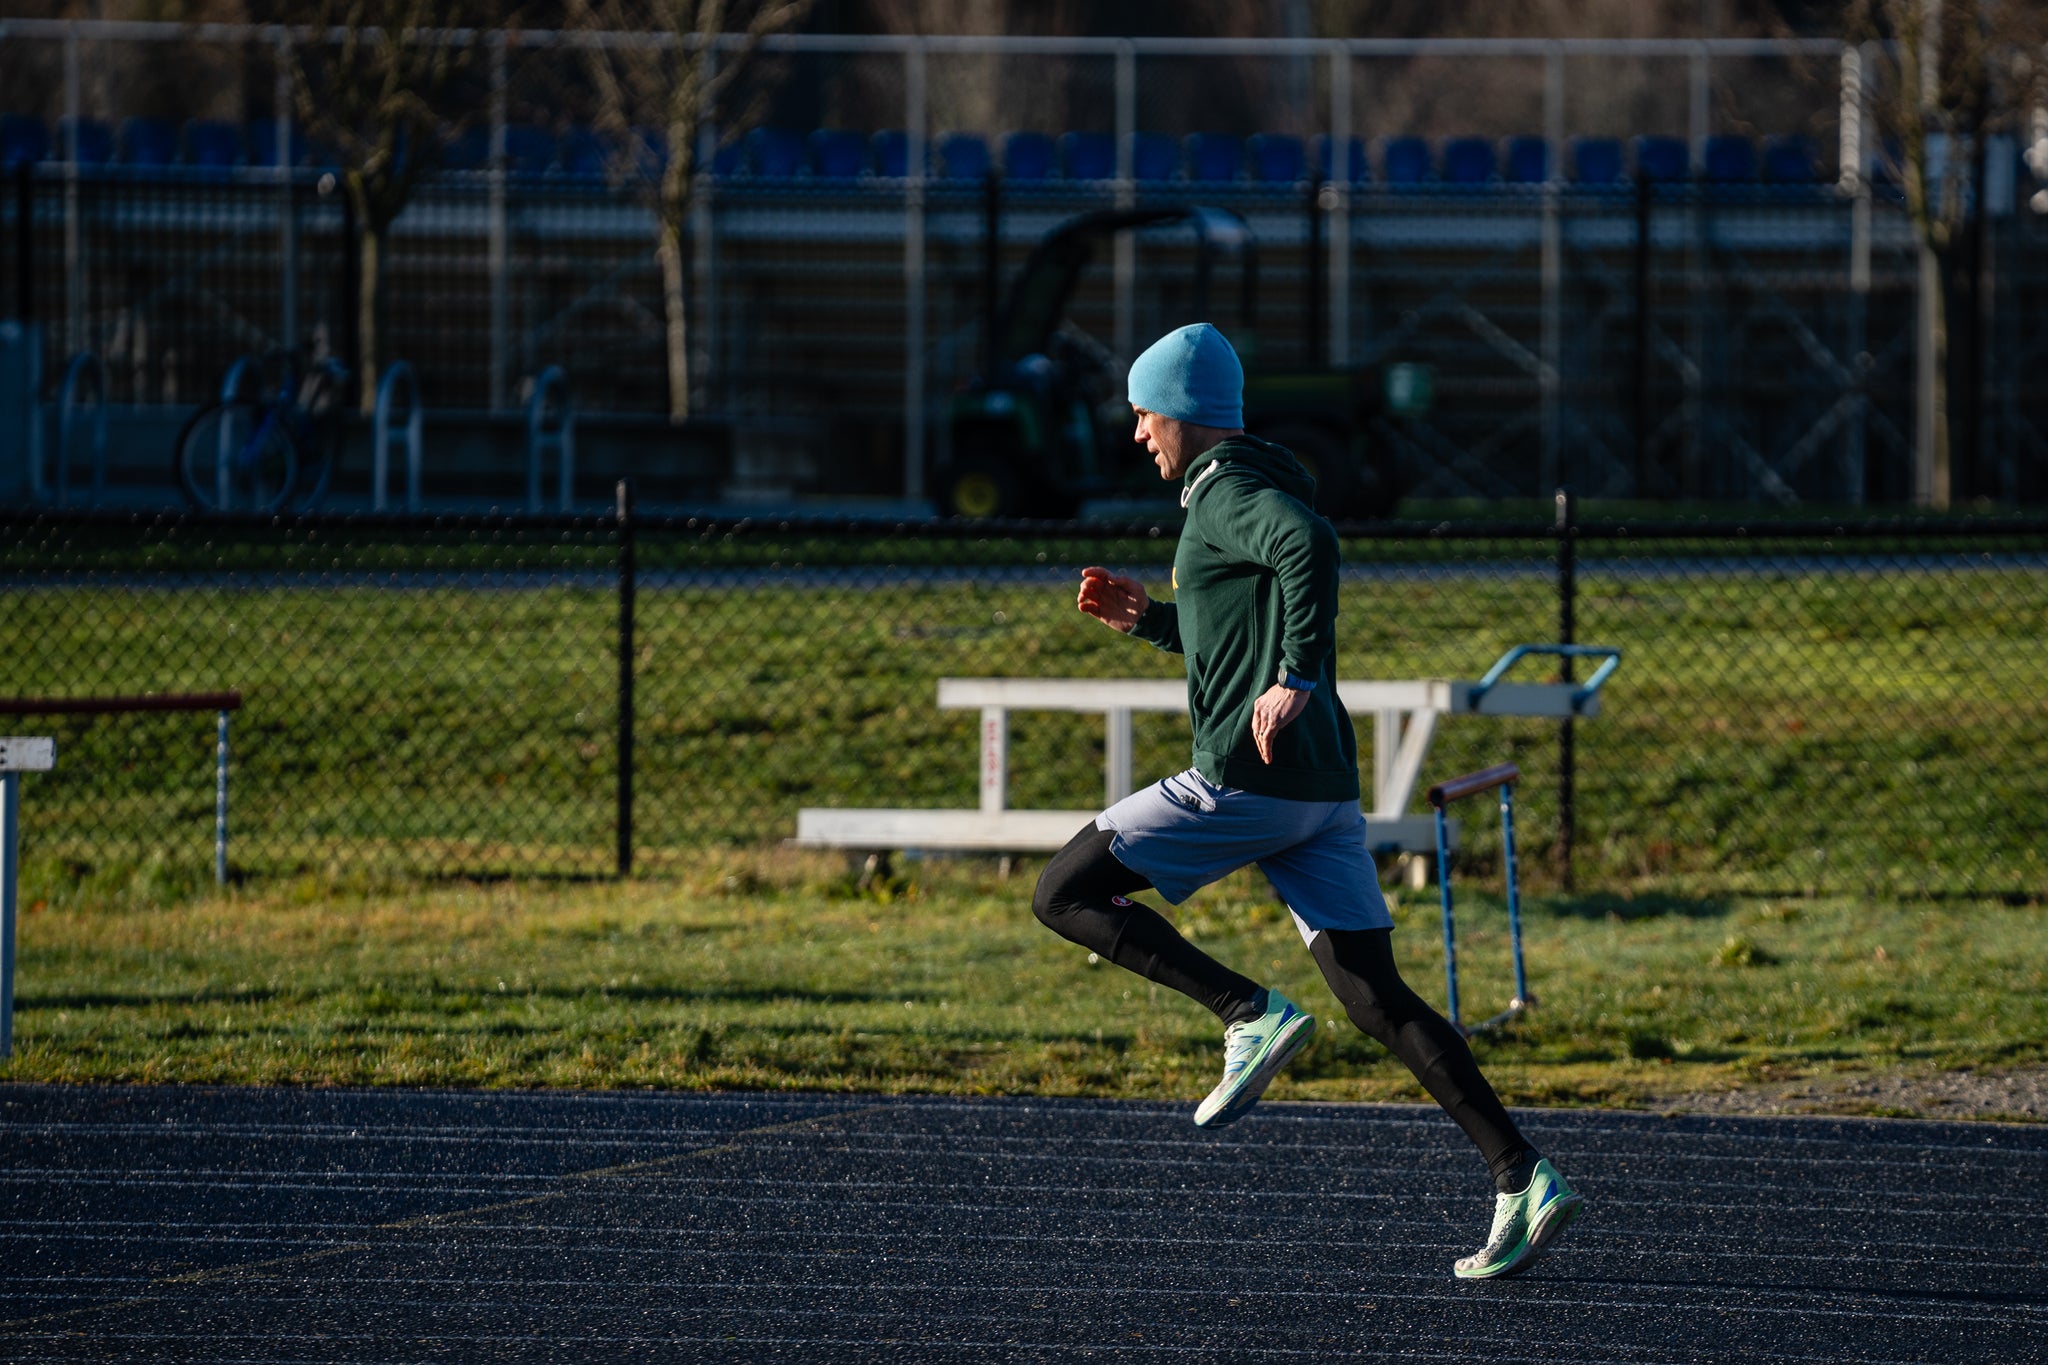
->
xmin=0 ymin=112 xmax=1847 ymax=189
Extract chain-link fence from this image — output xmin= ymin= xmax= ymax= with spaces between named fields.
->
xmin=6 ymin=506 xmax=2045 ymax=899
xmin=6 ymin=24 xmax=2047 ymax=508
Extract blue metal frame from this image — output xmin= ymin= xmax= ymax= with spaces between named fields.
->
xmin=1466 ymin=643 xmax=1622 ymax=713
xmin=1433 ymin=772 xmax=1532 ymax=1034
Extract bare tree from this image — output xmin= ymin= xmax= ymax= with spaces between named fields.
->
xmin=285 ymin=1 xmax=498 ymax=412
xmin=567 ymin=0 xmax=813 ymax=424
xmin=1846 ymin=0 xmax=2047 ymax=506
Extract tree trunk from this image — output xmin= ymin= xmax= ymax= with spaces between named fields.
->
xmin=1921 ymin=245 xmax=1951 ymax=508
xmin=358 ymin=225 xmax=382 ymax=418
xmin=657 ymin=218 xmax=690 ymax=424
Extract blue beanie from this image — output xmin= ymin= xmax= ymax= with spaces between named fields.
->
xmin=1127 ymin=323 xmax=1243 ymax=428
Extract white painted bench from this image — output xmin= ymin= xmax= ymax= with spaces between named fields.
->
xmin=795 ymin=656 xmax=1608 ymax=858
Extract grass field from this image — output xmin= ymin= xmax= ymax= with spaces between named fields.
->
xmin=9 ymin=537 xmax=2048 ymax=896
xmin=5 ymin=851 xmax=2043 ymax=1120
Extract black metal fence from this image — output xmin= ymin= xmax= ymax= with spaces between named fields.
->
xmin=6 ymin=500 xmax=2045 ymax=900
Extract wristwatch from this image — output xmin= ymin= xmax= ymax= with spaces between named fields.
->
xmin=1277 ymin=667 xmax=1315 ymax=692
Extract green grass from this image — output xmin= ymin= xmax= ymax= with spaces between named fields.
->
xmin=6 ymin=854 xmax=2042 ymax=1116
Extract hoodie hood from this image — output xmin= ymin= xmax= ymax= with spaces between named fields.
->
xmin=1180 ymin=434 xmax=1317 ymax=511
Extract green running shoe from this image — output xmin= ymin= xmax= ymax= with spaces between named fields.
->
xmin=1453 ymin=1157 xmax=1583 ymax=1280
xmin=1193 ymin=990 xmax=1316 ymax=1128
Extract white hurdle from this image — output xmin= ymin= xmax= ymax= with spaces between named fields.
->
xmin=1 ymin=736 xmax=56 ymax=1059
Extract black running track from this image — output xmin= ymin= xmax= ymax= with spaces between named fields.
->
xmin=2 ymin=1086 xmax=2043 ymax=1363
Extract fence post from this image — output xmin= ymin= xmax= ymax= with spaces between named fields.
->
xmin=615 ymin=478 xmax=636 ymax=878
xmin=13 ymin=162 xmax=30 ymax=328
xmin=902 ymin=40 xmax=927 ymax=502
xmin=215 ymin=708 xmax=230 ymax=886
xmin=1555 ymin=486 xmax=1577 ymax=892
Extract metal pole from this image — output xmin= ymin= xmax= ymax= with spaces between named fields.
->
xmin=1113 ymin=40 xmax=1135 ymax=365
xmin=1555 ymin=486 xmax=1576 ymax=893
xmin=1305 ymin=177 xmax=1322 ymax=365
xmin=1434 ymin=802 xmax=1460 ymax=1030
xmin=64 ymin=24 xmax=82 ymax=363
xmin=1326 ymin=41 xmax=1351 ymax=368
xmin=902 ymin=41 xmax=927 ymax=502
xmin=982 ymin=170 xmax=1001 ymax=377
xmin=1633 ymin=173 xmax=1653 ymax=496
xmin=276 ymin=40 xmax=298 ymax=354
xmin=1540 ymin=43 xmax=1563 ymax=493
xmin=215 ymin=709 xmax=229 ymax=886
xmin=1843 ymin=43 xmax=1870 ymax=506
xmin=488 ymin=33 xmax=509 ymax=413
xmin=1 ymin=771 xmax=16 ymax=1058
xmin=616 ymin=479 xmax=635 ymax=878
xmin=14 ymin=162 xmax=32 ymax=327
xmin=1501 ymin=782 xmax=1528 ymax=1006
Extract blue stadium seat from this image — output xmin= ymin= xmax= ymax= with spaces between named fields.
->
xmin=809 ymin=128 xmax=868 ymax=178
xmin=559 ymin=127 xmax=608 ymax=178
xmin=746 ymin=127 xmax=804 ymax=177
xmin=1504 ymin=135 xmax=1549 ymax=184
xmin=871 ymin=130 xmax=908 ymax=177
xmin=710 ymin=139 xmax=745 ymax=177
xmin=1060 ymin=131 xmax=1114 ymax=180
xmin=1571 ymin=137 xmax=1624 ymax=184
xmin=439 ymin=126 xmax=488 ymax=171
xmin=1185 ymin=133 xmax=1242 ymax=183
xmin=1704 ymin=133 xmax=1756 ymax=182
xmin=1763 ymin=134 xmax=1818 ymax=183
xmin=1313 ymin=134 xmax=1366 ymax=183
xmin=1633 ymin=135 xmax=1689 ymax=182
xmin=504 ymin=124 xmax=556 ymax=175
xmin=120 ymin=116 xmax=178 ymax=167
xmin=1379 ymin=135 xmax=1431 ymax=184
xmin=627 ymin=127 xmax=666 ymax=178
xmin=59 ymin=118 xmax=114 ymax=166
xmin=119 ymin=116 xmax=177 ymax=167
xmin=1003 ymin=131 xmax=1055 ymax=180
xmin=937 ymin=131 xmax=989 ymax=179
xmin=183 ymin=119 xmax=242 ymax=170
xmin=1132 ymin=131 xmax=1179 ymax=181
xmin=245 ymin=118 xmax=306 ymax=169
xmin=1441 ymin=136 xmax=1495 ymax=185
xmin=1248 ymin=134 xmax=1304 ymax=184
xmin=0 ymin=115 xmax=50 ymax=168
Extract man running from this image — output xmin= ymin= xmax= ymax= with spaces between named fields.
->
xmin=1030 ymin=322 xmax=1581 ymax=1280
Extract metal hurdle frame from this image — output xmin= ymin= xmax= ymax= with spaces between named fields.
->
xmin=0 ymin=692 xmax=242 ymax=887
xmin=1 ymin=736 xmax=57 ymax=1059
xmin=1428 ymin=762 xmax=1531 ymax=1037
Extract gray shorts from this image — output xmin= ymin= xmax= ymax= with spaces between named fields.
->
xmin=1096 ymin=768 xmax=1394 ymax=942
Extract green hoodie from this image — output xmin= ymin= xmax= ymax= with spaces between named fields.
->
xmin=1129 ymin=434 xmax=1360 ymax=802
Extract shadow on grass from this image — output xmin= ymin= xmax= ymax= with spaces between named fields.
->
xmin=25 ymin=988 xmax=291 ymax=1010
xmin=1539 ymin=890 xmax=1733 ymax=922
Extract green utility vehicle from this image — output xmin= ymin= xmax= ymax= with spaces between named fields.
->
xmin=937 ymin=205 xmax=1407 ymax=520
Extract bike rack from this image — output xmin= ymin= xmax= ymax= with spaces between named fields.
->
xmin=372 ymin=361 xmax=423 ymax=512
xmin=55 ymin=351 xmax=106 ymax=508
xmin=213 ymin=355 xmax=265 ymax=512
xmin=527 ymin=366 xmax=576 ymax=513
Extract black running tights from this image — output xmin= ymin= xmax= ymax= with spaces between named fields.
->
xmin=1032 ymin=823 xmax=1537 ymax=1191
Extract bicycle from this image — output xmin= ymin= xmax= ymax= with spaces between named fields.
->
xmin=174 ymin=351 xmax=350 ymax=512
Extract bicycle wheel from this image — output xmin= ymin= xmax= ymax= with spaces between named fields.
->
xmin=175 ymin=401 xmax=300 ymax=512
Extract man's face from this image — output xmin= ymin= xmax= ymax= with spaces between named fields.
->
xmin=1133 ymin=407 xmax=1193 ymax=481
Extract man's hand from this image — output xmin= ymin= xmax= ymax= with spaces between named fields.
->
xmin=1251 ymin=683 xmax=1310 ymax=764
xmin=1076 ymin=566 xmax=1150 ymax=633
